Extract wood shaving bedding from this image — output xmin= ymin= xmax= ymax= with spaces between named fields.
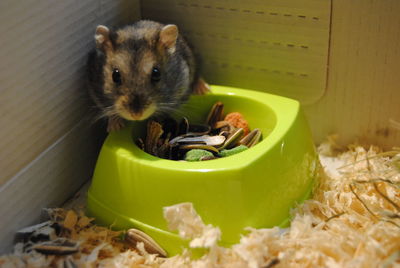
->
xmin=1 ymin=141 xmax=399 ymax=267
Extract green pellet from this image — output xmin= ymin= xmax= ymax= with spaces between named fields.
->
xmin=184 ymin=149 xmax=214 ymax=161
xmin=218 ymin=145 xmax=248 ymax=157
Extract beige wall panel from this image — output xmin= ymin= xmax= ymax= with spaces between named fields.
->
xmin=304 ymin=0 xmax=400 ymax=148
xmin=141 ymin=0 xmax=331 ymax=104
xmin=0 ymin=0 xmax=141 ymax=253
xmin=0 ymin=1 xmax=140 ymax=185
xmin=0 ymin=121 xmax=102 ymax=253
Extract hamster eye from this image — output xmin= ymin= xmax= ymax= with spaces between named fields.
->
xmin=151 ymin=67 xmax=161 ymax=82
xmin=112 ymin=68 xmax=122 ymax=86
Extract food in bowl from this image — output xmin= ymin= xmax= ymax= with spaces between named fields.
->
xmin=135 ymin=101 xmax=262 ymax=161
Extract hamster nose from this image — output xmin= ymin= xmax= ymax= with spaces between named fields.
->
xmin=129 ymin=93 xmax=147 ymax=113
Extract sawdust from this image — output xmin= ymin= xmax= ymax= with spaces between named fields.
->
xmin=1 ymin=140 xmax=399 ymax=267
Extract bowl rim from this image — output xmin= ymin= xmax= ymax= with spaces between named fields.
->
xmin=107 ymin=85 xmax=300 ymax=171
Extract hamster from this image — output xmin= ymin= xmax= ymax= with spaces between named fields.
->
xmin=86 ymin=20 xmax=209 ymax=132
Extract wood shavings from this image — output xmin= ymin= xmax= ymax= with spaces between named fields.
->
xmin=0 ymin=208 xmax=149 ymax=267
xmin=63 ymin=210 xmax=78 ymax=230
xmin=163 ymin=202 xmax=221 ymax=248
xmin=1 ymin=140 xmax=399 ymax=267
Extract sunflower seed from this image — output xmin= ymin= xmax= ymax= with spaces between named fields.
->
xmin=206 ymin=101 xmax=224 ymax=128
xmin=32 ymin=238 xmax=79 ymax=255
xmin=188 ymin=124 xmax=211 ymax=135
xmin=178 ymin=117 xmax=190 ymax=135
xmin=219 ymin=128 xmax=244 ymax=150
xmin=214 ymin=120 xmax=230 ymax=129
xmin=126 ymin=229 xmax=167 ymax=257
xmin=248 ymin=129 xmax=262 ymax=147
xmin=176 ymin=135 xmax=226 ymax=147
xmin=180 ymin=144 xmax=219 ymax=154
xmin=239 ymin=128 xmax=261 ymax=147
xmin=145 ymin=121 xmax=164 ymax=156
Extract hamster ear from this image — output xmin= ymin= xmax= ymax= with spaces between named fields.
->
xmin=159 ymin=24 xmax=178 ymax=53
xmin=95 ymin=25 xmax=113 ymax=51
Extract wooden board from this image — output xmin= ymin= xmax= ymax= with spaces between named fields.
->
xmin=304 ymin=0 xmax=400 ymax=148
xmin=141 ymin=0 xmax=331 ymax=104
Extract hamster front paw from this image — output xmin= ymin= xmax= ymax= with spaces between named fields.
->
xmin=193 ymin=78 xmax=210 ymax=95
xmin=107 ymin=115 xmax=125 ymax=132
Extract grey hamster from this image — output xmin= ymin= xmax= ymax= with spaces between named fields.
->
xmin=87 ymin=20 xmax=209 ymax=131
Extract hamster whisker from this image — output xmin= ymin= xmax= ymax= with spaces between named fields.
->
xmin=96 ymin=106 xmax=118 ymax=120
xmin=155 ymin=103 xmax=180 ymax=111
xmin=156 ymin=100 xmax=181 ymax=106
xmin=154 ymin=106 xmax=185 ymax=118
xmin=93 ymin=113 xmax=108 ymax=123
xmin=156 ymin=106 xmax=180 ymax=114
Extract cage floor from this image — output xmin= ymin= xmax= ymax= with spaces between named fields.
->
xmin=1 ymin=139 xmax=399 ymax=268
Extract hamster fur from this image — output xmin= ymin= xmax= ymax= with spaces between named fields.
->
xmin=87 ymin=20 xmax=209 ymax=132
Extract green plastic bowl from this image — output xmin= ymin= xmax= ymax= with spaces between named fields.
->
xmin=87 ymin=85 xmax=318 ymax=256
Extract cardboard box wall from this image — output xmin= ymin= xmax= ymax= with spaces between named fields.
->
xmin=1 ymin=0 xmax=399 ymax=253
xmin=0 ymin=0 xmax=141 ymax=253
